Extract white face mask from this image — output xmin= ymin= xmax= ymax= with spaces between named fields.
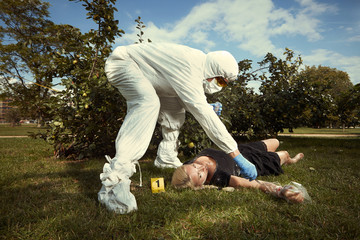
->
xmin=203 ymin=79 xmax=222 ymax=94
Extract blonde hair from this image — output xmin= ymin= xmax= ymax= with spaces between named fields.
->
xmin=171 ymin=165 xmax=201 ymax=190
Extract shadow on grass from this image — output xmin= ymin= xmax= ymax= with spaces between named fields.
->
xmin=2 ymin=137 xmax=360 ymax=239
xmin=63 ymin=162 xmax=101 ymax=200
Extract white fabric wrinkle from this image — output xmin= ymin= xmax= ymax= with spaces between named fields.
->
xmin=158 ymin=111 xmax=184 ymax=131
xmin=155 ymin=97 xmax=185 ymax=168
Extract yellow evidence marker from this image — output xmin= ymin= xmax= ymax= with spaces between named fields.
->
xmin=151 ymin=177 xmax=165 ymax=193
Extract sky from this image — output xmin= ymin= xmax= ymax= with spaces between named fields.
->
xmin=49 ymin=0 xmax=360 ymax=90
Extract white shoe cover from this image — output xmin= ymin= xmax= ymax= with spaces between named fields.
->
xmin=98 ymin=178 xmax=137 ymax=214
xmin=154 ymin=157 xmax=183 ymax=169
xmin=98 ymin=155 xmax=138 ymax=214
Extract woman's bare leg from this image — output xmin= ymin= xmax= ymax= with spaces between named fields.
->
xmin=289 ymin=153 xmax=304 ymax=164
xmin=261 ymin=138 xmax=280 ymax=152
xmin=276 ymin=151 xmax=304 ymax=165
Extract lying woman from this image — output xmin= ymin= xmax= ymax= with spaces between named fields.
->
xmin=171 ymin=138 xmax=310 ymax=203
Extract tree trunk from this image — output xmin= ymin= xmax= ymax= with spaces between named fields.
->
xmin=37 ymin=113 xmax=44 ymax=128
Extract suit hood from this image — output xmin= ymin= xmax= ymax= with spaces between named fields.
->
xmin=203 ymin=51 xmax=238 ymax=81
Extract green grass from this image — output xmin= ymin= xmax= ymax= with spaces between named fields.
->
xmin=1 ymin=137 xmax=359 ymax=239
xmin=280 ymin=127 xmax=360 ymax=135
xmin=1 ymin=124 xmax=359 ymax=137
xmin=0 ymin=123 xmax=47 ymax=136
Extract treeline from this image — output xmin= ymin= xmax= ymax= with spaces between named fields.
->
xmin=0 ymin=0 xmax=359 ymax=159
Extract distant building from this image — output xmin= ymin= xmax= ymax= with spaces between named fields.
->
xmin=0 ymin=98 xmax=13 ymax=123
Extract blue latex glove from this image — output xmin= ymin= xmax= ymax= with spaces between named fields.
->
xmin=209 ymin=102 xmax=222 ymax=116
xmin=233 ymin=154 xmax=258 ymax=181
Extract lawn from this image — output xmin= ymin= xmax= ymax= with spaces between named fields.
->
xmin=280 ymin=127 xmax=360 ymax=135
xmin=1 ymin=137 xmax=359 ymax=239
xmin=0 ymin=123 xmax=47 ymax=136
xmin=1 ymin=124 xmax=360 ymax=137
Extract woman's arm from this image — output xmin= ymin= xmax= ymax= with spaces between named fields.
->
xmin=228 ymin=175 xmax=260 ymax=189
xmin=229 ymin=176 xmax=305 ymax=203
xmin=229 ymin=176 xmax=285 ymax=194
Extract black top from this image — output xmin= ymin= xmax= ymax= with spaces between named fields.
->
xmin=184 ymin=141 xmax=283 ymax=188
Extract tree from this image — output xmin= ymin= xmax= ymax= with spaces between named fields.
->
xmin=44 ymin=0 xmax=127 ymax=159
xmin=253 ymin=48 xmax=307 ymax=136
xmin=336 ymin=83 xmax=360 ymax=129
xmin=298 ymin=65 xmax=353 ymax=128
xmin=0 ymin=0 xmax=83 ymax=126
xmin=349 ymin=83 xmax=360 ymax=126
xmin=5 ymin=107 xmax=21 ymax=127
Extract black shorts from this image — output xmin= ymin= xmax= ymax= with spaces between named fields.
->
xmin=238 ymin=141 xmax=283 ymax=176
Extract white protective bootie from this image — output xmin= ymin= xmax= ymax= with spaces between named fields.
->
xmin=98 ymin=179 xmax=137 ymax=214
xmin=98 ymin=155 xmax=138 ymax=214
xmin=154 ymin=156 xmax=183 ymax=169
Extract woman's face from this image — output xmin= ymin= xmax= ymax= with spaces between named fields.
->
xmin=184 ymin=163 xmax=208 ymax=187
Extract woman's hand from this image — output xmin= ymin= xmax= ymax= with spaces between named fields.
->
xmin=258 ymin=181 xmax=305 ymax=203
xmin=280 ymin=185 xmax=305 ymax=203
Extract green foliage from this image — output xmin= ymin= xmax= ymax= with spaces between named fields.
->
xmin=42 ymin=0 xmax=127 ymax=159
xmin=336 ymin=83 xmax=360 ymax=128
xmin=178 ymin=112 xmax=213 ymax=156
xmin=134 ymin=16 xmax=152 ymax=44
xmin=0 ymin=0 xmax=57 ymax=126
xmin=255 ymin=49 xmax=306 ymax=135
xmin=298 ymin=65 xmax=354 ymax=128
xmin=4 ymin=107 xmax=21 ymax=127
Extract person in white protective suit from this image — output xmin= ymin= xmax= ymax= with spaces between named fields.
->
xmin=98 ymin=42 xmax=258 ymax=214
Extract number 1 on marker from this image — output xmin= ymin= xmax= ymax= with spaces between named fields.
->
xmin=151 ymin=178 xmax=165 ymax=193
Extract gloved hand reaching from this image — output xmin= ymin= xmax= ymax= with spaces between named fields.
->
xmin=233 ymin=154 xmax=258 ymax=181
xmin=209 ymin=102 xmax=222 ymax=116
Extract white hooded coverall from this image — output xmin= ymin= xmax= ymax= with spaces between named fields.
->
xmin=98 ymin=43 xmax=239 ymax=213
